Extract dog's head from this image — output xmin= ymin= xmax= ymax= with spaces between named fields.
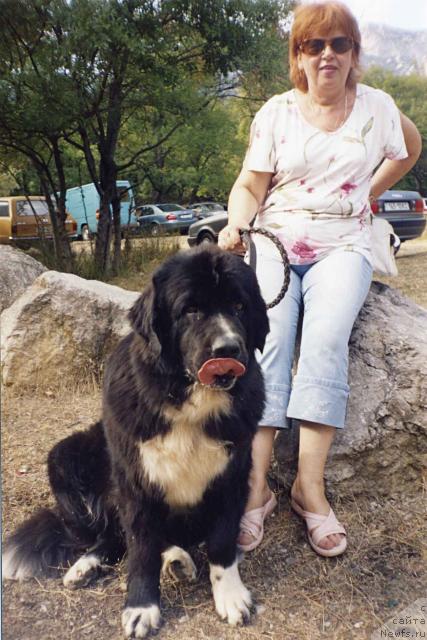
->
xmin=129 ymin=246 xmax=269 ymax=390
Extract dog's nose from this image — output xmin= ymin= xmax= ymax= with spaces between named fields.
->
xmin=211 ymin=337 xmax=242 ymax=360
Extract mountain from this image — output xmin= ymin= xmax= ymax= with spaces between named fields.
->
xmin=360 ymin=23 xmax=427 ymax=76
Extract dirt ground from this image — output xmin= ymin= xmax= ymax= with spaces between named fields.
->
xmin=374 ymin=232 xmax=427 ymax=308
xmin=2 ymin=234 xmax=427 ymax=640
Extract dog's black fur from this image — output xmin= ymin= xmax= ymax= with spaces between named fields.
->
xmin=3 ymin=246 xmax=269 ymax=637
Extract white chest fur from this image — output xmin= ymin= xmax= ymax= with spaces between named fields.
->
xmin=137 ymin=386 xmax=233 ymax=508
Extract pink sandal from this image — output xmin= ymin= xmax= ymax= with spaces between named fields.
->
xmin=237 ymin=492 xmax=278 ymax=552
xmin=291 ymin=498 xmax=347 ymax=557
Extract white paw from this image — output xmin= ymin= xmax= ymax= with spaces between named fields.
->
xmin=210 ymin=560 xmax=251 ymax=626
xmin=63 ymin=554 xmax=101 ymax=589
xmin=161 ymin=546 xmax=197 ymax=581
xmin=121 ymin=605 xmax=161 ymax=639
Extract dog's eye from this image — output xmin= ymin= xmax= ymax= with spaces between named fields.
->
xmin=185 ymin=306 xmax=199 ymax=315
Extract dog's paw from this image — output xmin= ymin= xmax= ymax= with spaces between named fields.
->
xmin=121 ymin=605 xmax=161 ymax=639
xmin=210 ymin=560 xmax=251 ymax=626
xmin=161 ymin=546 xmax=197 ymax=582
xmin=63 ymin=554 xmax=102 ymax=589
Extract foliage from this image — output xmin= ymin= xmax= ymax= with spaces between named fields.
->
xmin=364 ymin=67 xmax=427 ymax=195
xmin=0 ymin=0 xmax=291 ymax=275
xmin=124 ymin=99 xmax=247 ymax=204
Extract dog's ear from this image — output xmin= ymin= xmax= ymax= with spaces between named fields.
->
xmin=128 ymin=282 xmax=161 ymax=359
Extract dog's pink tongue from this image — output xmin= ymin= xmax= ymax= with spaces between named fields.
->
xmin=198 ymin=358 xmax=246 ymax=385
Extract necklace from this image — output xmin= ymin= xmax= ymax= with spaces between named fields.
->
xmin=309 ymin=91 xmax=348 ymax=132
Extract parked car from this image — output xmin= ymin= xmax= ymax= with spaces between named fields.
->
xmin=65 ymin=180 xmax=138 ymax=241
xmin=187 ymin=211 xmax=228 ymax=246
xmin=189 ymin=202 xmax=226 ymax=219
xmin=136 ymin=203 xmax=198 ymax=235
xmin=371 ymin=190 xmax=426 ymax=241
xmin=0 ymin=196 xmax=77 ymax=245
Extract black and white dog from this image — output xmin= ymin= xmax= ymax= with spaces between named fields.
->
xmin=3 ymin=246 xmax=269 ymax=638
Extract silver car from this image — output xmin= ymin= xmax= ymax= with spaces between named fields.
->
xmin=136 ymin=203 xmax=198 ymax=235
xmin=189 ymin=202 xmax=226 ymax=219
xmin=187 ymin=212 xmax=228 ymax=246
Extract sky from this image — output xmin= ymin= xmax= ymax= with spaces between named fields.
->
xmin=338 ymin=0 xmax=427 ymax=32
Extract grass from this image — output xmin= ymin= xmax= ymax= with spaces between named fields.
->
xmin=26 ymin=234 xmax=182 ymax=291
xmin=107 ymin=236 xmax=182 ymax=290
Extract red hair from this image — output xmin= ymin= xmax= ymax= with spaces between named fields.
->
xmin=289 ymin=1 xmax=362 ymax=92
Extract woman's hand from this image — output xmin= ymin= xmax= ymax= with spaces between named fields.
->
xmin=218 ymin=224 xmax=248 ymax=255
xmin=219 ymin=168 xmax=272 ymax=254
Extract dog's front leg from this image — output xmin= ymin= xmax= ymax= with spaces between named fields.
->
xmin=207 ymin=507 xmax=251 ymax=626
xmin=120 ymin=505 xmax=163 ymax=639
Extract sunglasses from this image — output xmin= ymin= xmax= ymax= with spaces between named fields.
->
xmin=299 ymin=37 xmax=354 ymax=56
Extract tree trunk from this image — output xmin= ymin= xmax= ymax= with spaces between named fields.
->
xmin=37 ymin=169 xmax=73 ymax=272
xmin=51 ymin=139 xmax=74 ymax=272
xmin=112 ymin=186 xmax=122 ymax=275
xmin=93 ymin=72 xmax=124 ymax=276
xmin=95 ymin=163 xmax=118 ymax=275
xmin=95 ymin=192 xmax=112 ymax=275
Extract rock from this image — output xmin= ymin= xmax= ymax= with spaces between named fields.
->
xmin=273 ymin=281 xmax=427 ymax=497
xmin=0 ymin=245 xmax=46 ymax=312
xmin=1 ymin=270 xmax=139 ymax=389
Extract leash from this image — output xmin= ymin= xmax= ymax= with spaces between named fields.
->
xmin=240 ymin=228 xmax=290 ymax=309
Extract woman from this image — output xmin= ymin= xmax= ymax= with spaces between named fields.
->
xmin=218 ymin=1 xmax=421 ymax=557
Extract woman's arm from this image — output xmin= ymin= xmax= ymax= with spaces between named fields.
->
xmin=218 ymin=168 xmax=272 ymax=252
xmin=370 ymin=113 xmax=422 ymax=200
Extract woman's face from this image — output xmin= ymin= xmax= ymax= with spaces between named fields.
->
xmin=297 ymin=31 xmax=354 ymax=95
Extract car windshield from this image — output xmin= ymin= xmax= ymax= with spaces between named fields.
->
xmin=157 ymin=204 xmax=184 ymax=212
xmin=16 ymin=200 xmax=49 ymax=216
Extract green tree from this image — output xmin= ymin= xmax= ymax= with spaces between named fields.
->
xmin=0 ymin=0 xmax=291 ymax=274
xmin=119 ymin=8 xmax=292 ymax=206
xmin=126 ymin=99 xmax=246 ymax=204
xmin=364 ymin=67 xmax=427 ymax=195
xmin=0 ymin=0 xmax=80 ymax=268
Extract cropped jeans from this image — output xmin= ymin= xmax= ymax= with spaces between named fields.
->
xmin=251 ymin=238 xmax=373 ymax=429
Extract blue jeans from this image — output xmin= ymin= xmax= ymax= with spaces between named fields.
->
xmin=251 ymin=241 xmax=373 ymax=429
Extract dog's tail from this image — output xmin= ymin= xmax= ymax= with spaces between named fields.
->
xmin=2 ymin=508 xmax=78 ymax=581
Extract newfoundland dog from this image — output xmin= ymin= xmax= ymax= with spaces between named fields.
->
xmin=3 ymin=245 xmax=269 ymax=638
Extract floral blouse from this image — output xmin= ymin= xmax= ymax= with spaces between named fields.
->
xmin=244 ymin=83 xmax=408 ymax=265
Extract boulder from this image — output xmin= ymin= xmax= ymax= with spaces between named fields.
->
xmin=1 ymin=270 xmax=139 ymax=389
xmin=0 ymin=245 xmax=47 ymax=312
xmin=273 ymin=281 xmax=427 ymax=497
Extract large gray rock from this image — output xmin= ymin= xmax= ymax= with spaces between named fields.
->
xmin=0 ymin=246 xmax=47 ymax=312
xmin=1 ymin=271 xmax=139 ymax=389
xmin=273 ymin=281 xmax=427 ymax=497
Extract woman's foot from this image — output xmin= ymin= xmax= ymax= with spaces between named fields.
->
xmin=238 ymin=485 xmax=276 ymax=550
xmin=291 ymin=477 xmax=346 ymax=553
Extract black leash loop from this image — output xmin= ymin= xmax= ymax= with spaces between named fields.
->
xmin=241 ymin=228 xmax=290 ymax=309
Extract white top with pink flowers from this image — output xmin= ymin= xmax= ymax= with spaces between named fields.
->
xmin=244 ymin=83 xmax=408 ymax=265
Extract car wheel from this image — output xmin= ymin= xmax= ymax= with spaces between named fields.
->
xmin=197 ymin=231 xmax=215 ymax=245
xmin=149 ymin=224 xmax=160 ymax=237
xmin=81 ymin=225 xmax=91 ymax=241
